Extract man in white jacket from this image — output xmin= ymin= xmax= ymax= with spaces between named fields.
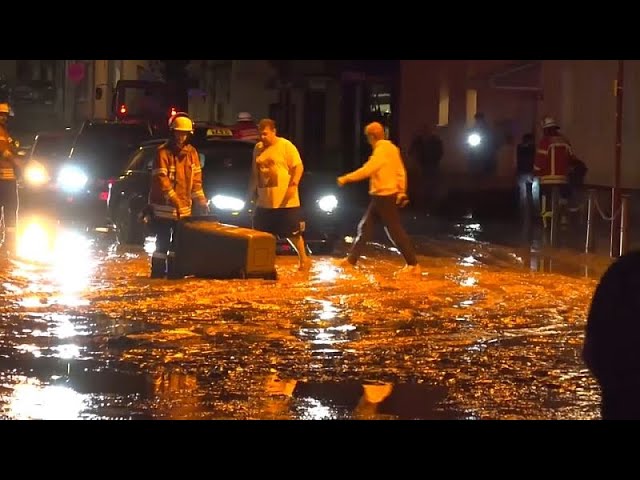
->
xmin=337 ymin=122 xmax=421 ymax=276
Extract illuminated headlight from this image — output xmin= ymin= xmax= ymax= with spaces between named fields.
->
xmin=57 ymin=165 xmax=88 ymax=192
xmin=210 ymin=195 xmax=245 ymax=211
xmin=467 ymin=132 xmax=482 ymax=147
xmin=318 ymin=195 xmax=338 ymax=212
xmin=24 ymin=162 xmax=49 ymax=186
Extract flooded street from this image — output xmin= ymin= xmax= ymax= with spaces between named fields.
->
xmin=0 ymin=215 xmax=605 ymax=420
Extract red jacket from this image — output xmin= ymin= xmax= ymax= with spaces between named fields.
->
xmin=534 ymin=133 xmax=572 ymax=185
xmin=232 ymin=121 xmax=259 ymax=142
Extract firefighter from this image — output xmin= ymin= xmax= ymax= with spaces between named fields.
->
xmin=0 ymin=102 xmax=21 ymax=255
xmin=533 ymin=116 xmax=572 ymax=221
xmin=232 ymin=112 xmax=259 ymax=142
xmin=148 ymin=114 xmax=209 ymax=278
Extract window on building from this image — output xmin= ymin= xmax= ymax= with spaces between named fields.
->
xmin=438 ymin=83 xmax=449 ymax=126
xmin=466 ymin=89 xmax=477 ymax=125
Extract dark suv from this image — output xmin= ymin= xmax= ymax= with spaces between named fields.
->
xmin=108 ymin=126 xmax=344 ymax=253
xmin=60 ymin=119 xmax=154 ymax=226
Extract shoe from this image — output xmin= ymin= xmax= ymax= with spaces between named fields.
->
xmin=394 ymin=264 xmax=422 ymax=278
xmin=336 ymin=257 xmax=356 ymax=269
xmin=298 ymin=258 xmax=312 ymax=271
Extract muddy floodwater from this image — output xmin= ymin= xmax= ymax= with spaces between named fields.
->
xmin=0 ymin=220 xmax=605 ymax=419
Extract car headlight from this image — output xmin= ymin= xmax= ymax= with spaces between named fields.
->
xmin=24 ymin=162 xmax=49 ymax=186
xmin=317 ymin=194 xmax=338 ymax=213
xmin=57 ymin=165 xmax=88 ymax=192
xmin=210 ymin=195 xmax=245 ymax=211
xmin=467 ymin=132 xmax=482 ymax=147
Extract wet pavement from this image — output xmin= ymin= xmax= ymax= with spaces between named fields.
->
xmin=0 ymin=213 xmax=607 ymax=420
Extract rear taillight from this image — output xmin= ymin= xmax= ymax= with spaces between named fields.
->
xmin=119 ymin=104 xmax=127 ymax=115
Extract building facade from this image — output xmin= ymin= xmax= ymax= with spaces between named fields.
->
xmin=398 ymin=59 xmax=640 ymax=189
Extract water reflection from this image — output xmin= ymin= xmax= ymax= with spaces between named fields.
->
xmin=3 ymin=377 xmax=89 ymax=420
xmin=12 ymin=220 xmax=93 ymax=308
xmin=263 ymin=375 xmax=454 ymax=420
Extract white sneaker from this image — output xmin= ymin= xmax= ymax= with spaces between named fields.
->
xmin=394 ymin=264 xmax=422 ymax=278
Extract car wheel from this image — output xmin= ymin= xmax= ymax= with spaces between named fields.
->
xmin=116 ymin=202 xmax=145 ymax=245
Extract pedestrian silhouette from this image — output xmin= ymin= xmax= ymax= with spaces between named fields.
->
xmin=583 ymin=250 xmax=640 ymax=419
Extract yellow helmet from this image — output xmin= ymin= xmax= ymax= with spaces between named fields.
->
xmin=0 ymin=103 xmax=10 ymax=114
xmin=169 ymin=115 xmax=193 ymax=133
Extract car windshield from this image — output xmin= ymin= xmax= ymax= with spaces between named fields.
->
xmin=197 ymin=140 xmax=254 ymax=174
xmin=32 ymin=134 xmax=72 ymax=161
xmin=70 ymin=123 xmax=153 ymax=177
xmin=119 ymin=85 xmax=168 ymax=117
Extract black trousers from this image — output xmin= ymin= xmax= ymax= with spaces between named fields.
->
xmin=0 ymin=180 xmax=18 ymax=247
xmin=149 ymin=217 xmax=176 ymax=276
xmin=348 ymin=194 xmax=418 ymax=266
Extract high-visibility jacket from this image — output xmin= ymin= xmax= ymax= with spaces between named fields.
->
xmin=149 ymin=142 xmax=206 ymax=220
xmin=0 ymin=124 xmax=17 ymax=181
xmin=534 ymin=133 xmax=572 ymax=185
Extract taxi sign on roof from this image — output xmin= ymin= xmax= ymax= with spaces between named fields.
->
xmin=207 ymin=127 xmax=233 ymax=137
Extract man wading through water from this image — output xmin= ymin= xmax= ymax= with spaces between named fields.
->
xmin=248 ymin=118 xmax=311 ymax=271
xmin=337 ymin=121 xmax=421 ymax=277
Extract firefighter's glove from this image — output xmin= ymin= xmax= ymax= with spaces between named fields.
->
xmin=396 ymin=193 xmax=410 ymax=208
xmin=139 ymin=205 xmax=154 ymax=224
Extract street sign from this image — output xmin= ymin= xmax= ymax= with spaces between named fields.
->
xmin=68 ymin=63 xmax=85 ymax=85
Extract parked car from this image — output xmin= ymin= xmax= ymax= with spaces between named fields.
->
xmin=52 ymin=119 xmax=155 ymax=227
xmin=18 ymin=128 xmax=75 ymax=214
xmin=108 ymin=126 xmax=346 ymax=254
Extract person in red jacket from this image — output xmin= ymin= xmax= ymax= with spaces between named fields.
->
xmin=534 ymin=116 xmax=572 ymax=185
xmin=232 ymin=112 xmax=259 ymax=142
xmin=533 ymin=116 xmax=574 ymax=218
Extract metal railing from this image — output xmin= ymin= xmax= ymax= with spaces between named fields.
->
xmin=584 ymin=188 xmax=631 ymax=256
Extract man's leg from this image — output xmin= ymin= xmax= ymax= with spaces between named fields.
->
xmin=377 ymin=195 xmax=419 ymax=267
xmin=1 ymin=181 xmax=18 ymax=255
xmin=346 ymin=199 xmax=378 ymax=266
xmin=150 ymin=218 xmax=172 ymax=278
xmin=280 ymin=207 xmax=309 ymax=270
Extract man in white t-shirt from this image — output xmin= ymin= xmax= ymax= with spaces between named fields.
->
xmin=247 ymin=118 xmax=310 ymax=271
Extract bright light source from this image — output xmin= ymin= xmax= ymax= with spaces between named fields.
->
xmin=318 ymin=195 xmax=338 ymax=213
xmin=57 ymin=165 xmax=88 ymax=192
xmin=210 ymin=195 xmax=245 ymax=211
xmin=24 ymin=162 xmax=49 ymax=186
xmin=467 ymin=133 xmax=482 ymax=147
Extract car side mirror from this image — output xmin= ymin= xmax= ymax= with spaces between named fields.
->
xmin=95 ymin=87 xmax=103 ymax=100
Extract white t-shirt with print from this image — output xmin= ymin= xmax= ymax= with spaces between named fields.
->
xmin=253 ymin=137 xmax=302 ymax=208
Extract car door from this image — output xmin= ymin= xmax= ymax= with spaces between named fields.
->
xmin=108 ymin=145 xmax=157 ymax=219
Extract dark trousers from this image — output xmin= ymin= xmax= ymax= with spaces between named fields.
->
xmin=149 ymin=218 xmax=176 ymax=277
xmin=348 ymin=194 xmax=418 ymax=266
xmin=0 ymin=180 xmax=18 ymax=248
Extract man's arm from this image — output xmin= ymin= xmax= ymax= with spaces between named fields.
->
xmin=279 ymin=141 xmax=303 ymax=207
xmin=153 ymin=148 xmax=179 ymax=208
xmin=338 ymin=148 xmax=385 ymax=185
xmin=190 ymin=150 xmax=207 ymax=207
